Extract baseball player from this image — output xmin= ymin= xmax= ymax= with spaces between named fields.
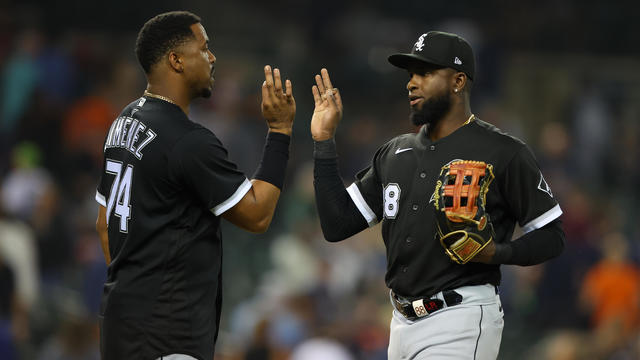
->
xmin=94 ymin=11 xmax=296 ymax=360
xmin=310 ymin=31 xmax=565 ymax=359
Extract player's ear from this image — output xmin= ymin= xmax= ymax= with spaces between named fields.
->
xmin=452 ymin=72 xmax=467 ymax=94
xmin=168 ymin=51 xmax=184 ymax=73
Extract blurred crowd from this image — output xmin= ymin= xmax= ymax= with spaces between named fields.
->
xmin=0 ymin=1 xmax=639 ymax=359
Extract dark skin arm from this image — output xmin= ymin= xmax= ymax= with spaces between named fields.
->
xmin=222 ymin=179 xmax=282 ymax=233
xmin=223 ymin=65 xmax=296 ymax=233
xmin=96 ymin=205 xmax=111 ymax=265
xmin=95 ymin=180 xmax=280 ymax=262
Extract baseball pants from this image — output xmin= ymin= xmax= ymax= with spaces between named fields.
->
xmin=388 ymin=284 xmax=504 ymax=360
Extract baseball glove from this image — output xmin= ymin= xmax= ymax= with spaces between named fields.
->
xmin=432 ymin=160 xmax=495 ymax=264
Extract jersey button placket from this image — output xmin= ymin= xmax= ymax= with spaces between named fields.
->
xmin=420 ymin=172 xmax=426 ymax=178
xmin=429 ymin=145 xmax=435 ymax=151
xmin=412 ymin=204 xmax=419 ymax=211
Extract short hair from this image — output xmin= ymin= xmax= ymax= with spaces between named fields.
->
xmin=135 ymin=11 xmax=201 ymax=74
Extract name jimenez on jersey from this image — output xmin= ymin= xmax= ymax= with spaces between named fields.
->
xmin=103 ymin=114 xmax=157 ymax=159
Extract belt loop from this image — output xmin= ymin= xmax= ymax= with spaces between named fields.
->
xmin=443 ymin=290 xmax=463 ymax=306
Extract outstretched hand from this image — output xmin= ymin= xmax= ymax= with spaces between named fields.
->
xmin=311 ymin=68 xmax=343 ymax=141
xmin=261 ymin=65 xmax=296 ymax=135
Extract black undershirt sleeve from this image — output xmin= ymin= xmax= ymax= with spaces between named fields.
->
xmin=491 ymin=218 xmax=565 ymax=266
xmin=313 ymin=139 xmax=369 ymax=242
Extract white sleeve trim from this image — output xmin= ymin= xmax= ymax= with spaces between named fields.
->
xmin=211 ymin=178 xmax=252 ymax=216
xmin=346 ymin=183 xmax=379 ymax=227
xmin=521 ymin=204 xmax=563 ymax=234
xmin=95 ymin=191 xmax=106 ymax=207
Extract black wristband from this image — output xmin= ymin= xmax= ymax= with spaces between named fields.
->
xmin=253 ymin=132 xmax=290 ymax=190
xmin=313 ymin=138 xmax=338 ymax=159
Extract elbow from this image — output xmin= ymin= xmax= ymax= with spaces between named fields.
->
xmin=247 ymin=215 xmax=273 ymax=234
xmin=250 ymin=223 xmax=269 ymax=234
xmin=321 ymin=227 xmax=348 ymax=242
xmin=319 ymin=218 xmax=355 ymax=242
xmin=324 ymin=234 xmax=347 ymax=242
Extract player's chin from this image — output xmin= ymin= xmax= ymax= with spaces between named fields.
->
xmin=200 ymin=84 xmax=213 ymax=98
xmin=410 ymin=110 xmax=427 ymax=126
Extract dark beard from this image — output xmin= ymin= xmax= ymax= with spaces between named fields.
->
xmin=410 ymin=93 xmax=451 ymax=127
xmin=201 ymin=87 xmax=212 ymax=98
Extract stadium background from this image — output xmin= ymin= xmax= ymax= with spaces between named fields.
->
xmin=0 ymin=0 xmax=638 ymax=359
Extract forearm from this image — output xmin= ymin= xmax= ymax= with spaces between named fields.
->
xmin=99 ymin=230 xmax=111 ymax=265
xmin=96 ymin=206 xmax=111 ymax=265
xmin=491 ymin=219 xmax=565 ymax=266
xmin=248 ymin=179 xmax=281 ymax=230
xmin=224 ymin=132 xmax=290 ymax=233
xmin=314 ymin=139 xmax=368 ymax=241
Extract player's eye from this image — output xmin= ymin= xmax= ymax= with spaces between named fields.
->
xmin=463 ymin=175 xmax=472 ymax=185
xmin=460 ymin=197 xmax=468 ymax=207
xmin=447 ymin=175 xmax=456 ymax=185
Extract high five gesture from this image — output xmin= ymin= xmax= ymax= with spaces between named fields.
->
xmin=262 ymin=65 xmax=296 ymax=135
xmin=311 ymin=68 xmax=343 ymax=141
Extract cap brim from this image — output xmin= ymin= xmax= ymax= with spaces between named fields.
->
xmin=388 ymin=53 xmax=443 ymax=70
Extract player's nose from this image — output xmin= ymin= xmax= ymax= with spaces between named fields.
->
xmin=407 ymin=77 xmax=418 ymax=91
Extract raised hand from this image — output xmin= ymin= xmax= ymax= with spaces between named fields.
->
xmin=311 ymin=68 xmax=343 ymax=141
xmin=261 ymin=65 xmax=296 ymax=135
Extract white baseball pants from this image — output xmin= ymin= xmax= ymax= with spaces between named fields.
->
xmin=388 ymin=284 xmax=504 ymax=359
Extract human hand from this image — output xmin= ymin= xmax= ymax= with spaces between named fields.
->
xmin=261 ymin=65 xmax=295 ymax=135
xmin=311 ymin=68 xmax=343 ymax=141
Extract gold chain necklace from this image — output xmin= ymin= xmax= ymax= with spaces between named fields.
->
xmin=143 ymin=90 xmax=177 ymax=105
xmin=463 ymin=113 xmax=475 ymax=125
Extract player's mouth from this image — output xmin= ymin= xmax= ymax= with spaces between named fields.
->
xmin=409 ymin=95 xmax=423 ymax=106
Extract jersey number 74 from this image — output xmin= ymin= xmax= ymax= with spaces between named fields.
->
xmin=105 ymin=159 xmax=134 ymax=233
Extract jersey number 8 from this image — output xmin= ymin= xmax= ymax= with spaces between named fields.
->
xmin=383 ymin=183 xmax=401 ymax=219
xmin=105 ymin=159 xmax=134 ymax=233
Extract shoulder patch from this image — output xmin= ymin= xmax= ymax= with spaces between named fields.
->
xmin=537 ymin=173 xmax=553 ymax=198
